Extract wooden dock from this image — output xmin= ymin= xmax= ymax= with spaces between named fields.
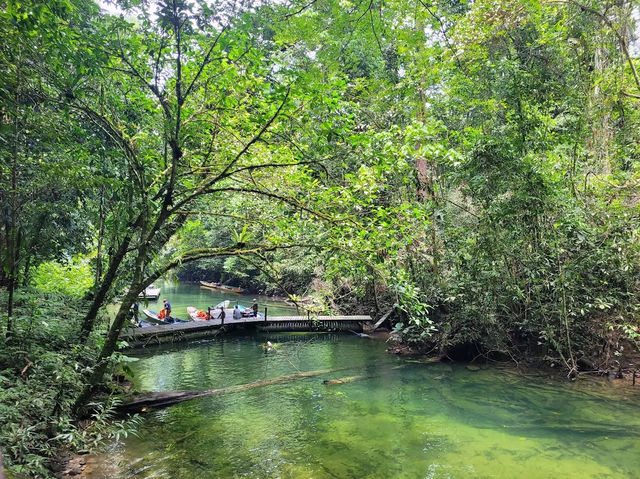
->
xmin=121 ymin=311 xmax=373 ymax=348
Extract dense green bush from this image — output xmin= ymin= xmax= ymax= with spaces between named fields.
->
xmin=31 ymin=255 xmax=94 ymax=299
xmin=0 ymin=290 xmax=138 ymax=478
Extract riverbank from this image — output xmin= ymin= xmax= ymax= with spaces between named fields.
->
xmin=0 ymin=289 xmax=142 ymax=479
xmin=1 ymin=278 xmax=636 ymax=479
xmin=387 ymin=340 xmax=640 ymax=388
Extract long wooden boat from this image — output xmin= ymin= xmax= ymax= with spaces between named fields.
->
xmin=200 ymin=281 xmax=243 ymax=294
xmin=236 ymin=304 xmax=264 ymax=319
xmin=142 ymin=309 xmax=187 ymax=325
xmin=186 ymin=301 xmax=230 ymax=321
xmin=219 ymin=284 xmax=244 ymax=293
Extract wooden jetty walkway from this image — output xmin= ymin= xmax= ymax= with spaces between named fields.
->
xmin=121 ymin=310 xmax=373 ymax=348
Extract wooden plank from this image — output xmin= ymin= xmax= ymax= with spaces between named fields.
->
xmin=370 ymin=305 xmax=396 ymax=331
xmin=261 ymin=315 xmax=371 ymax=322
xmin=121 ymin=314 xmax=373 ymax=342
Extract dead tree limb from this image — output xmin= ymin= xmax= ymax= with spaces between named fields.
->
xmin=117 ymin=364 xmax=365 ymax=413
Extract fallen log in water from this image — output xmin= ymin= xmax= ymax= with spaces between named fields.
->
xmin=322 ymin=365 xmax=406 ymax=386
xmin=323 ymin=374 xmax=375 ymax=385
xmin=118 ymin=364 xmax=370 ymax=413
xmin=117 ymin=360 xmax=427 ymax=413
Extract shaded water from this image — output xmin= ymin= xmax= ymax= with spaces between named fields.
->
xmin=89 ymin=333 xmax=640 ymax=479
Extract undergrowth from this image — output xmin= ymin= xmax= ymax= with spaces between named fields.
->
xmin=0 ymin=289 xmax=139 ymax=478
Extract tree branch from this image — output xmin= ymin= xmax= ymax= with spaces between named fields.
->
xmin=200 ymin=186 xmax=340 ymax=222
xmin=547 ymin=0 xmax=640 ymax=96
xmin=183 ymin=26 xmax=228 ymax=100
xmin=170 ymin=87 xmax=292 ymax=212
xmin=147 ymin=242 xmax=316 ymax=283
xmin=283 ymin=0 xmax=318 ymax=19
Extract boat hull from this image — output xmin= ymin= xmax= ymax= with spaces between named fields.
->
xmin=200 ymin=281 xmax=243 ymax=293
xmin=219 ymin=285 xmax=243 ymax=293
xmin=142 ymin=309 xmax=187 ymax=324
xmin=186 ymin=306 xmax=210 ymax=321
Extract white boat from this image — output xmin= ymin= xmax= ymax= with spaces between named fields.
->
xmin=142 ymin=309 xmax=186 ymax=324
xmin=138 ymin=284 xmax=161 ymax=299
xmin=236 ymin=304 xmax=264 ymax=319
xmin=187 ymin=306 xmax=211 ymax=321
xmin=187 ymin=302 xmax=229 ymax=321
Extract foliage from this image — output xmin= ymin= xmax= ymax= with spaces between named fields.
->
xmin=32 ymin=255 xmax=94 ymax=298
xmin=0 ymin=290 xmax=138 ymax=478
xmin=1 ymin=1 xmax=640 ymax=475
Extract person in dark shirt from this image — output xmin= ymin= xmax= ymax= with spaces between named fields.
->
xmin=252 ymin=299 xmax=258 ymax=317
xmin=163 ymin=299 xmax=172 ymax=321
xmin=131 ymin=302 xmax=140 ymax=325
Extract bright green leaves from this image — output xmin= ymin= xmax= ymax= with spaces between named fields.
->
xmin=395 ymin=271 xmax=437 ymax=340
xmin=32 ymin=254 xmax=95 ymax=298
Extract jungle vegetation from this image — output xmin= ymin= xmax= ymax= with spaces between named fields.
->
xmin=0 ymin=0 xmax=639 ymax=475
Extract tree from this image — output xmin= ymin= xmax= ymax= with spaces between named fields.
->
xmin=0 ymin=0 xmax=102 ymax=336
xmin=70 ymin=0 xmax=341 ymax=409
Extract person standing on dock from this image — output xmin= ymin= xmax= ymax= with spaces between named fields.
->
xmin=131 ymin=302 xmax=140 ymax=325
xmin=251 ymin=299 xmax=258 ymax=317
xmin=233 ymin=305 xmax=241 ymax=320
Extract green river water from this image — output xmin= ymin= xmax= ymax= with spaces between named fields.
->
xmin=91 ymin=283 xmax=640 ymax=479
xmin=133 ymin=280 xmax=299 ymax=319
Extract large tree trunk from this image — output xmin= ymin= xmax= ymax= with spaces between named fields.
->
xmin=74 ymin=286 xmax=141 ymax=413
xmin=95 ymin=188 xmax=105 ymax=286
xmin=5 ymin=212 xmax=15 ymax=336
xmin=76 ymin=213 xmax=202 ymax=413
xmin=6 ymin=230 xmax=21 ymax=332
xmin=80 ymin=230 xmax=133 ymax=338
xmin=5 ymin=57 xmax=21 ymax=338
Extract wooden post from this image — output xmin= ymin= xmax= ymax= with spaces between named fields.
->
xmin=264 ymin=306 xmax=268 ymax=322
xmin=221 ymin=309 xmax=224 ymax=326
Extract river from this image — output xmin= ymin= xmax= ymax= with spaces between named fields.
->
xmin=90 ymin=283 xmax=640 ymax=478
xmin=132 ymin=280 xmax=299 ymax=319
